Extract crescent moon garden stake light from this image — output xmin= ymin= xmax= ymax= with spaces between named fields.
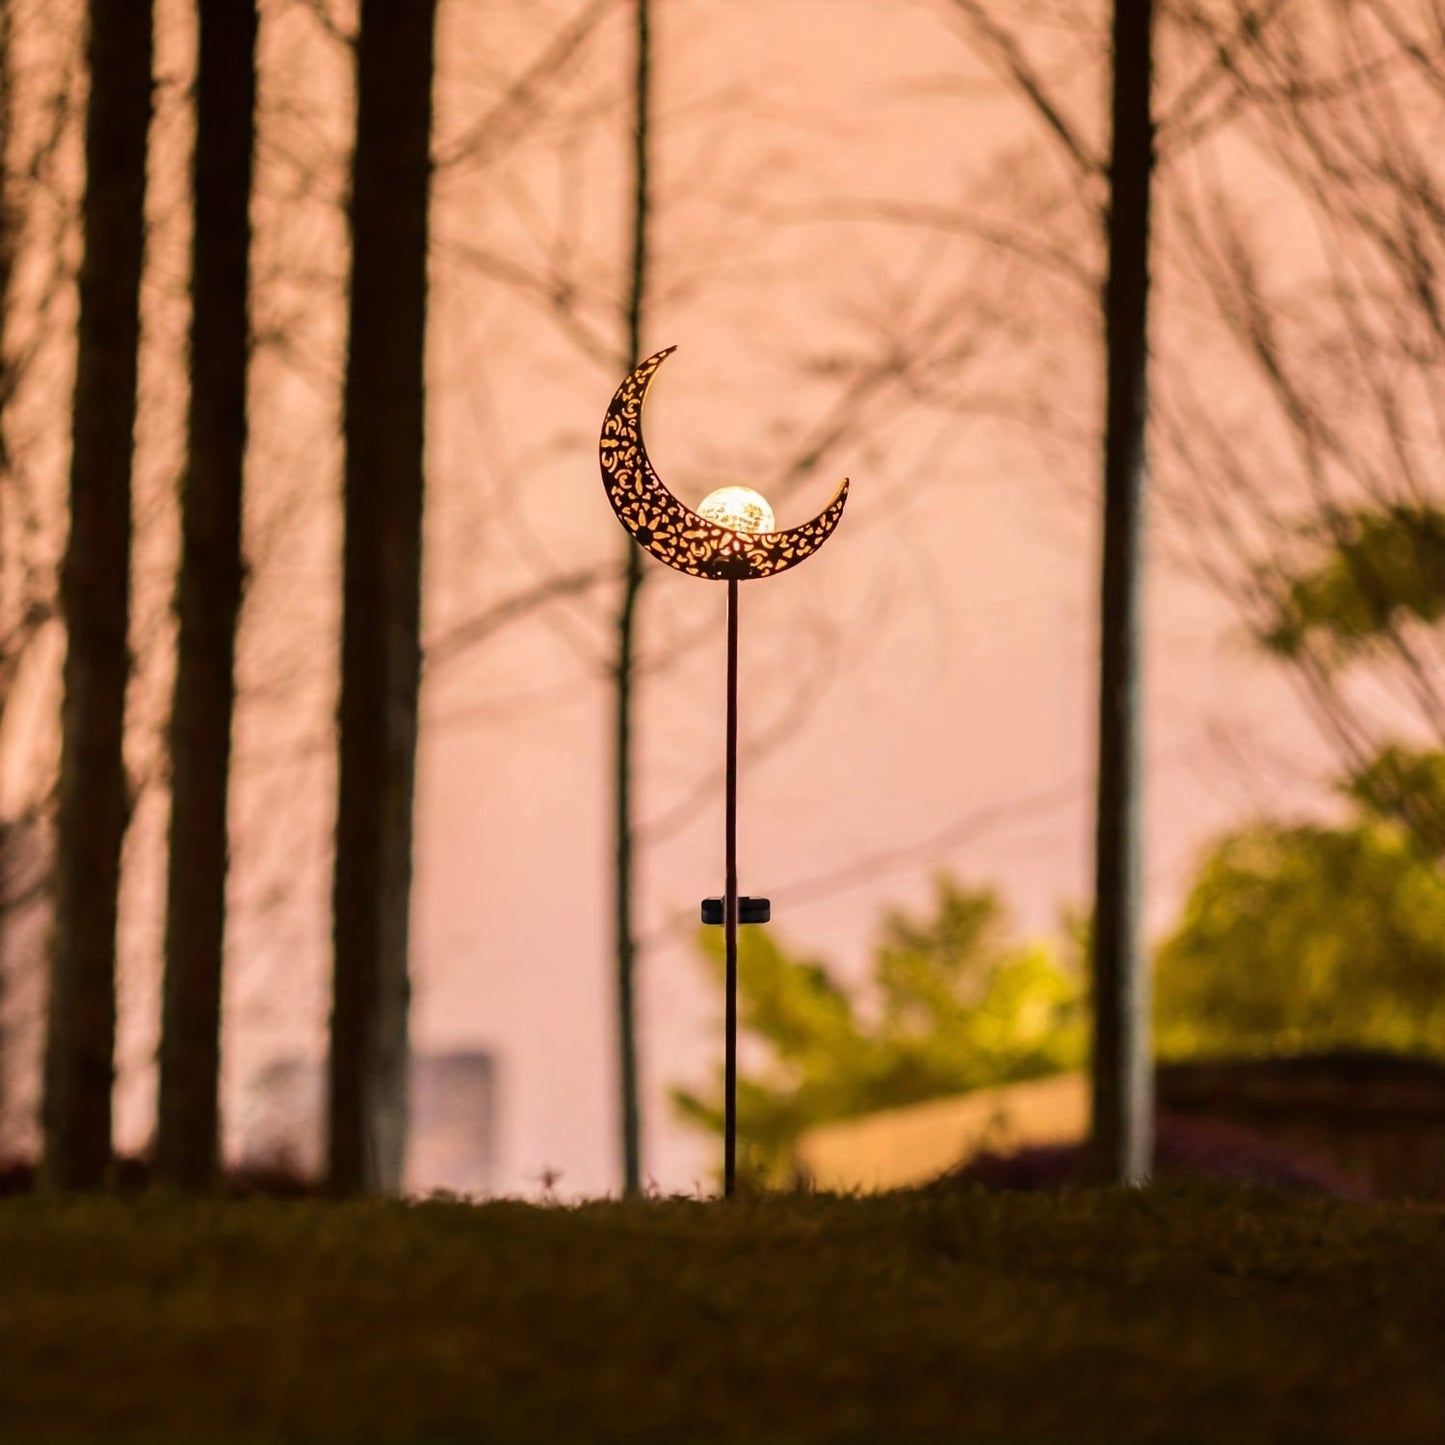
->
xmin=599 ymin=346 xmax=849 ymax=1198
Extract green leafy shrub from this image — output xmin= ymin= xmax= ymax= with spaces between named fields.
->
xmin=673 ymin=877 xmax=1085 ymax=1184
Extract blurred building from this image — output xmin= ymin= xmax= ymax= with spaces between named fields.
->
xmin=241 ymin=1048 xmax=498 ymax=1197
xmin=797 ymin=1074 xmax=1086 ymax=1194
xmin=796 ymin=1053 xmax=1445 ymax=1201
xmin=1156 ymin=1053 xmax=1445 ymax=1201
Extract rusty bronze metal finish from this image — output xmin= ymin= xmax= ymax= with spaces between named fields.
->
xmin=598 ymin=346 xmax=850 ymax=1199
xmin=598 ymin=346 xmax=848 ymax=581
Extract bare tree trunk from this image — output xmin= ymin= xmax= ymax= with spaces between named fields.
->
xmin=43 ymin=0 xmax=152 ymax=1191
xmin=0 ymin=0 xmax=16 ymax=1133
xmin=155 ymin=0 xmax=257 ymax=1193
xmin=611 ymin=0 xmax=652 ymax=1198
xmin=328 ymin=0 xmax=437 ymax=1196
xmin=1088 ymin=0 xmax=1154 ymax=1187
xmin=0 ymin=0 xmax=12 ymax=481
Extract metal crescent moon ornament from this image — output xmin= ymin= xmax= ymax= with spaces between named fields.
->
xmin=598 ymin=346 xmax=849 ymax=580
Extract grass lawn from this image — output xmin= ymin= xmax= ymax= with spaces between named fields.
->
xmin=1 ymin=1180 xmax=1441 ymax=1443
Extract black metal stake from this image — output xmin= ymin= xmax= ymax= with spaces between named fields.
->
xmin=724 ymin=576 xmax=739 ymax=1199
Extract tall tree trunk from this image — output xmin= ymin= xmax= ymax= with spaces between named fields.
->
xmin=0 ymin=0 xmax=16 ymax=1135
xmin=328 ymin=0 xmax=437 ymax=1196
xmin=611 ymin=0 xmax=652 ymax=1198
xmin=155 ymin=0 xmax=257 ymax=1193
xmin=43 ymin=0 xmax=152 ymax=1191
xmin=1088 ymin=0 xmax=1154 ymax=1186
xmin=0 ymin=0 xmax=13 ymax=481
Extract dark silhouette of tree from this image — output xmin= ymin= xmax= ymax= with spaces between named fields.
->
xmin=0 ymin=0 xmax=15 ymax=1137
xmin=1088 ymin=0 xmax=1154 ymax=1186
xmin=43 ymin=0 xmax=153 ymax=1190
xmin=0 ymin=0 xmax=12 ymax=482
xmin=943 ymin=0 xmax=1158 ymax=1184
xmin=155 ymin=0 xmax=258 ymax=1193
xmin=328 ymin=0 xmax=437 ymax=1195
xmin=612 ymin=0 xmax=652 ymax=1197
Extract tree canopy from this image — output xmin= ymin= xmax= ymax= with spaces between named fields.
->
xmin=1154 ymin=486 xmax=1445 ymax=1061
xmin=1155 ymin=813 xmax=1445 ymax=1061
xmin=1261 ymin=505 xmax=1445 ymax=667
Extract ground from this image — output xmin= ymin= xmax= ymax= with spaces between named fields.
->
xmin=1 ymin=1180 xmax=1440 ymax=1442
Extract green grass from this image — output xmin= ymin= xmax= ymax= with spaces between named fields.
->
xmin=1 ymin=1181 xmax=1440 ymax=1443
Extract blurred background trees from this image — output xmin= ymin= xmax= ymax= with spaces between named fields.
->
xmin=673 ymin=877 xmax=1086 ymax=1185
xmin=1158 ymin=1 xmax=1445 ymax=816
xmin=1156 ymin=816 xmax=1445 ymax=1060
xmin=3 ymin=0 xmax=1445 ymax=1198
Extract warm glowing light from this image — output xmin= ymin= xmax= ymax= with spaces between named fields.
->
xmin=697 ymin=486 xmax=775 ymax=535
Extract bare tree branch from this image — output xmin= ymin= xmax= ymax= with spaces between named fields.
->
xmin=945 ymin=0 xmax=1102 ymax=179
xmin=423 ymin=563 xmax=620 ymax=671
xmin=435 ymin=0 xmax=619 ymax=171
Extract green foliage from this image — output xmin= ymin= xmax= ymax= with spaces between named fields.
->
xmin=1156 ymin=816 xmax=1445 ymax=1060
xmin=1179 ymin=493 xmax=1445 ymax=1059
xmin=1343 ymin=744 xmax=1445 ymax=856
xmin=1183 ymin=487 xmax=1445 ymax=1064
xmin=672 ymin=877 xmax=1085 ymax=1184
xmin=1261 ymin=503 xmax=1445 ymax=663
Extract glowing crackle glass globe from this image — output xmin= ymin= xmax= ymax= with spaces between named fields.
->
xmin=697 ymin=486 xmax=775 ymax=535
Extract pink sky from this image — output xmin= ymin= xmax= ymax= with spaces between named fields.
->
xmin=402 ymin=0 xmax=1330 ymax=1195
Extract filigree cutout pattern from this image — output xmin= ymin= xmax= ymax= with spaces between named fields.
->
xmin=599 ymin=347 xmax=849 ymax=581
